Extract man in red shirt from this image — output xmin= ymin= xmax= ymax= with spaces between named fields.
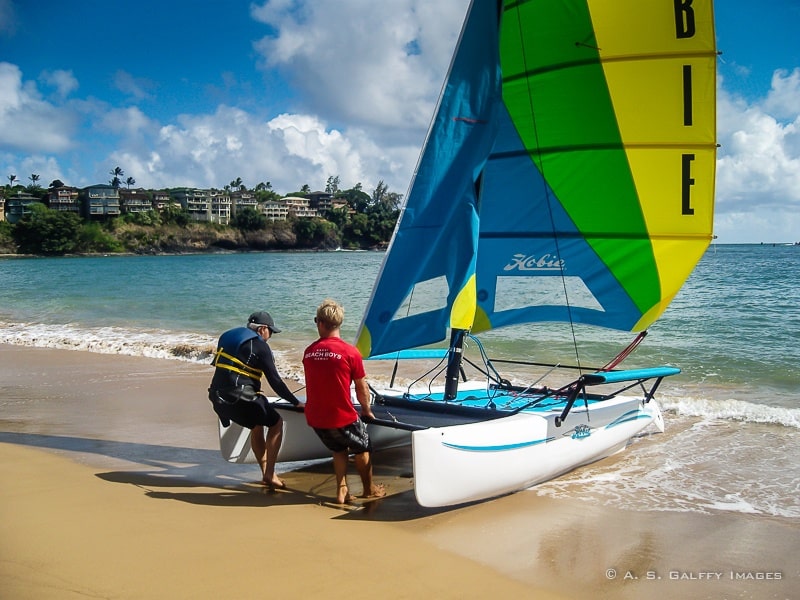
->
xmin=302 ymin=299 xmax=385 ymax=504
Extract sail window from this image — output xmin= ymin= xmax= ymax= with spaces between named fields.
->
xmin=494 ymin=276 xmax=603 ymax=312
xmin=393 ymin=275 xmax=449 ymax=319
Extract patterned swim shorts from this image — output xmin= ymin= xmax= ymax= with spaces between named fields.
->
xmin=313 ymin=420 xmax=372 ymax=454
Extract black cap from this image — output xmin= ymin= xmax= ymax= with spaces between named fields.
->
xmin=247 ymin=311 xmax=281 ymax=333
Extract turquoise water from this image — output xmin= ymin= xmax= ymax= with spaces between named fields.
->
xmin=1 ymin=244 xmax=799 ymax=517
xmin=1 ymin=245 xmax=797 ymax=408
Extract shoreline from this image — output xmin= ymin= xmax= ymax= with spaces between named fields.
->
xmin=1 ymin=344 xmax=798 ymax=598
xmin=0 ymin=247 xmax=375 ymax=259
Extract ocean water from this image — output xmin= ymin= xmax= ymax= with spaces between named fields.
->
xmin=1 ymin=244 xmax=798 ymax=518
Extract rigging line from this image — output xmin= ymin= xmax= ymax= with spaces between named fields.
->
xmin=600 ymin=330 xmax=648 ymax=371
xmin=382 ymin=260 xmax=423 ymax=383
xmin=399 ymin=353 xmax=449 ymax=398
xmin=466 ymin=334 xmax=504 ymax=384
xmin=464 ymin=334 xmax=505 ymax=405
xmin=510 ymin=3 xmax=583 ymax=374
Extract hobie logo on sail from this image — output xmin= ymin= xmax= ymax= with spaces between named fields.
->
xmin=504 ymin=253 xmax=565 ymax=272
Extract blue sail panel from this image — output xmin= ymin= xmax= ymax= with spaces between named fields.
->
xmin=356 ymin=0 xmax=501 ymax=358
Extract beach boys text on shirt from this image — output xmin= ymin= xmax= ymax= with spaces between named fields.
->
xmin=305 ymin=348 xmax=343 ymax=361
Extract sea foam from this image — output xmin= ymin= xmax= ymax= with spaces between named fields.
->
xmin=659 ymin=394 xmax=800 ymax=429
xmin=0 ymin=321 xmax=218 ymax=363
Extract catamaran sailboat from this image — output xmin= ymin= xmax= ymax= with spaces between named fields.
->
xmin=220 ymin=0 xmax=717 ymax=507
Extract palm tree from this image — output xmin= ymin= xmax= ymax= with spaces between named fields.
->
xmin=230 ymin=177 xmax=243 ymax=191
xmin=326 ymin=175 xmax=340 ymax=196
xmin=109 ymin=166 xmax=124 ymax=189
xmin=126 ymin=176 xmax=136 ymax=189
xmin=7 ymin=174 xmax=17 ymax=187
xmin=372 ymin=180 xmax=387 ymax=205
xmin=28 ymin=173 xmax=40 ymax=188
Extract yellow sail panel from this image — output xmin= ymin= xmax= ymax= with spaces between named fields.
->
xmin=471 ymin=304 xmax=492 ymax=335
xmin=449 ymin=274 xmax=477 ymax=331
xmin=589 ymin=0 xmax=717 ymax=326
xmin=356 ymin=326 xmax=372 ymax=357
xmin=634 ymin=237 xmax=710 ymax=330
xmin=628 ymin=146 xmax=715 ymax=320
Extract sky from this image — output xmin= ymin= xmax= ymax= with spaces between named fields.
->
xmin=1 ymin=0 xmax=798 ymax=244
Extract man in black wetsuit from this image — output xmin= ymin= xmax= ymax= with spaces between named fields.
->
xmin=209 ymin=311 xmax=302 ymax=488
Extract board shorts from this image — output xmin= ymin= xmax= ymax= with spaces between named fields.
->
xmin=209 ymin=387 xmax=281 ymax=429
xmin=313 ymin=419 xmax=372 ymax=454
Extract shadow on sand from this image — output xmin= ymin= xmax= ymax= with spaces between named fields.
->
xmin=0 ymin=431 xmax=456 ymax=520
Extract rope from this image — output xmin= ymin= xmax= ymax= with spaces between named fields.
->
xmin=600 ymin=330 xmax=648 ymax=371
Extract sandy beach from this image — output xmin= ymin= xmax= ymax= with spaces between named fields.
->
xmin=1 ymin=344 xmax=797 ymax=599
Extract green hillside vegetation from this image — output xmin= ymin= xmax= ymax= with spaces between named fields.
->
xmin=1 ymin=176 xmax=401 ymax=256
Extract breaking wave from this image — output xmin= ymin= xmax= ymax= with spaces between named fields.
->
xmin=658 ymin=391 xmax=800 ymax=430
xmin=0 ymin=321 xmax=218 ymax=364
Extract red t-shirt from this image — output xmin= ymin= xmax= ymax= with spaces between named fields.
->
xmin=302 ymin=336 xmax=366 ymax=429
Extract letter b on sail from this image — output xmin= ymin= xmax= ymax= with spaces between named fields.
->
xmin=674 ymin=0 xmax=696 ymax=39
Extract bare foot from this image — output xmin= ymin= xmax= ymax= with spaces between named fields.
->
xmin=360 ymin=483 xmax=386 ymax=499
xmin=263 ymin=476 xmax=286 ymax=490
xmin=336 ymin=485 xmax=355 ymax=504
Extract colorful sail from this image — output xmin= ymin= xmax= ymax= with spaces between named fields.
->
xmin=356 ymin=0 xmax=717 ymax=359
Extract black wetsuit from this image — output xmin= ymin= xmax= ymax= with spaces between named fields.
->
xmin=208 ymin=327 xmax=299 ymax=428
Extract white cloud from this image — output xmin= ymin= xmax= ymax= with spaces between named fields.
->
xmin=1 ymin=2 xmax=468 ymax=198
xmin=250 ymin=0 xmax=469 ymax=140
xmin=39 ymin=69 xmax=79 ymax=98
xmin=99 ymin=106 xmax=155 ymax=137
xmin=6 ymin=155 xmax=66 ymax=187
xmin=762 ymin=68 xmax=800 ymax=122
xmin=0 ymin=62 xmax=77 ymax=153
xmin=716 ymin=71 xmax=800 ymax=243
xmin=118 ymin=105 xmax=395 ymax=193
xmin=113 ymin=70 xmax=155 ymax=101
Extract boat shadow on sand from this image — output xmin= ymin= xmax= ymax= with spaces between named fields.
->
xmin=0 ymin=432 xmax=452 ymax=520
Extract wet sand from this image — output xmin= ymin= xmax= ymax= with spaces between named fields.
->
xmin=1 ymin=344 xmax=797 ymax=599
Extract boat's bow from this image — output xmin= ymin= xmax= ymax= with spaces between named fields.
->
xmin=411 ymin=395 xmax=664 ymax=507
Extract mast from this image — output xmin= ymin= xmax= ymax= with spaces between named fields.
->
xmin=444 ymin=328 xmax=467 ymax=400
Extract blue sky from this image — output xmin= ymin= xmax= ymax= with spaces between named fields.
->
xmin=1 ymin=0 xmax=798 ymax=244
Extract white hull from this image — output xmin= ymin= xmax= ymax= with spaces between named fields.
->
xmin=218 ymin=391 xmax=663 ymax=508
xmin=411 ymin=396 xmax=662 ymax=507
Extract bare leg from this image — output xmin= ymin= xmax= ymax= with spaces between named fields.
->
xmin=353 ymin=451 xmax=386 ymax=498
xmin=332 ymin=450 xmax=351 ymax=503
xmin=251 ymin=425 xmax=266 ymax=480
xmin=251 ymin=420 xmax=285 ymax=488
xmin=263 ymin=418 xmax=285 ymax=488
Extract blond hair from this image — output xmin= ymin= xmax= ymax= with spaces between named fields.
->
xmin=315 ymin=298 xmax=344 ymax=329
